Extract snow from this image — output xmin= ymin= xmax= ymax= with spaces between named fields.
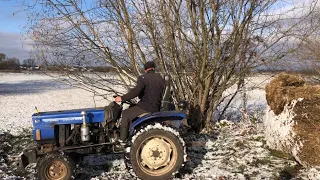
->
xmin=0 ymin=72 xmax=320 ymax=179
xmin=179 ymin=123 xmax=297 ymax=179
xmin=264 ymin=98 xmax=304 ymax=161
xmin=216 ymin=74 xmax=271 ymax=121
xmin=0 ymin=72 xmax=110 ymax=135
xmin=131 ymin=123 xmax=186 ymax=147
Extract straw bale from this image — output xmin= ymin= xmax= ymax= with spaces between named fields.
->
xmin=264 ymin=73 xmax=320 ymax=166
xmin=265 ymin=73 xmax=306 ymax=115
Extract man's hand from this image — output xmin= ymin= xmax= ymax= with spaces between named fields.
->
xmin=115 ymin=96 xmax=122 ymax=102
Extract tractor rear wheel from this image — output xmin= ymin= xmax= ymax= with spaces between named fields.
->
xmin=37 ymin=152 xmax=75 ymax=180
xmin=125 ymin=123 xmax=185 ymax=180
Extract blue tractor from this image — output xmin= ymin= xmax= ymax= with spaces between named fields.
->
xmin=18 ymin=77 xmax=189 ymax=180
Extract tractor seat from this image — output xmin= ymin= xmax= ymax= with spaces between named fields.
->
xmin=138 ymin=113 xmax=149 ymax=118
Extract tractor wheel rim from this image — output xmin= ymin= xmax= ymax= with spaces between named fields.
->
xmin=137 ymin=135 xmax=178 ymax=176
xmin=45 ymin=160 xmax=68 ymax=180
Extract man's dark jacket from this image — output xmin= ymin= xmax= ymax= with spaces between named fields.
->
xmin=121 ymin=70 xmax=165 ymax=112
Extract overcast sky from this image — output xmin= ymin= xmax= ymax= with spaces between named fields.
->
xmin=0 ymin=0 xmax=33 ymax=61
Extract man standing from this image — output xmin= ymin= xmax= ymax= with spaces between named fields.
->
xmin=115 ymin=61 xmax=165 ymax=142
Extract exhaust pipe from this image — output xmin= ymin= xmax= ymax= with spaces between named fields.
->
xmin=81 ymin=111 xmax=90 ymax=142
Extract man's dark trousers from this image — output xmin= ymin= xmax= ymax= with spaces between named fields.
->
xmin=120 ymin=105 xmax=147 ymax=141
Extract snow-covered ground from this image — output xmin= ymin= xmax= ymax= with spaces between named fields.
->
xmin=0 ymin=72 xmax=319 ymax=179
xmin=0 ymin=72 xmax=110 ymax=135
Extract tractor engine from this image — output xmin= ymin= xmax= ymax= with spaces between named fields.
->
xmin=30 ymin=102 xmax=122 ymax=154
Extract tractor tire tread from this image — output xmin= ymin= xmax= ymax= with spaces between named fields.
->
xmin=124 ymin=122 xmax=186 ymax=180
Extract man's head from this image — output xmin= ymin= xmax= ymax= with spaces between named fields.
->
xmin=144 ymin=61 xmax=155 ymax=72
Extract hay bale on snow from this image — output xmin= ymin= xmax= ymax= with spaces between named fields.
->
xmin=264 ymin=73 xmax=320 ymax=167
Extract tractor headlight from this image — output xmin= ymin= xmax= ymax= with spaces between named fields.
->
xmin=178 ymin=100 xmax=188 ymax=111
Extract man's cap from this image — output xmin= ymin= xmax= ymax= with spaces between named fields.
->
xmin=144 ymin=61 xmax=156 ymax=70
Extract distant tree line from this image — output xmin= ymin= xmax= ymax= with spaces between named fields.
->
xmin=0 ymin=52 xmax=40 ymax=70
xmin=0 ymin=53 xmax=20 ymax=70
xmin=42 ymin=64 xmax=115 ymax=72
xmin=22 ymin=58 xmax=36 ymax=68
xmin=0 ymin=52 xmax=118 ymax=72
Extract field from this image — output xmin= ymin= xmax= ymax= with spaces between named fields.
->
xmin=0 ymin=72 xmax=319 ymax=179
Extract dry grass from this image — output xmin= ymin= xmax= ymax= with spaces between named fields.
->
xmin=266 ymin=73 xmax=320 ymax=115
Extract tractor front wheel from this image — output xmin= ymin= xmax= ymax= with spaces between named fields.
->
xmin=37 ymin=152 xmax=75 ymax=180
xmin=125 ymin=123 xmax=185 ymax=180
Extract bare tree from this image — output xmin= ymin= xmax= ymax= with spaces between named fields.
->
xmin=24 ymin=0 xmax=318 ymax=130
xmin=264 ymin=2 xmax=320 ymax=74
xmin=0 ymin=57 xmax=20 ymax=70
xmin=23 ymin=59 xmax=36 ymax=67
xmin=292 ymin=31 xmax=320 ymax=74
xmin=0 ymin=53 xmax=6 ymax=62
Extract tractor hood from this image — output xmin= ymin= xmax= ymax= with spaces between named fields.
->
xmin=32 ymin=107 xmax=105 ymax=127
xmin=31 ymin=108 xmax=105 ymax=140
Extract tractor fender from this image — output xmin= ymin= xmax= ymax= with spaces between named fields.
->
xmin=129 ymin=111 xmax=187 ymax=135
